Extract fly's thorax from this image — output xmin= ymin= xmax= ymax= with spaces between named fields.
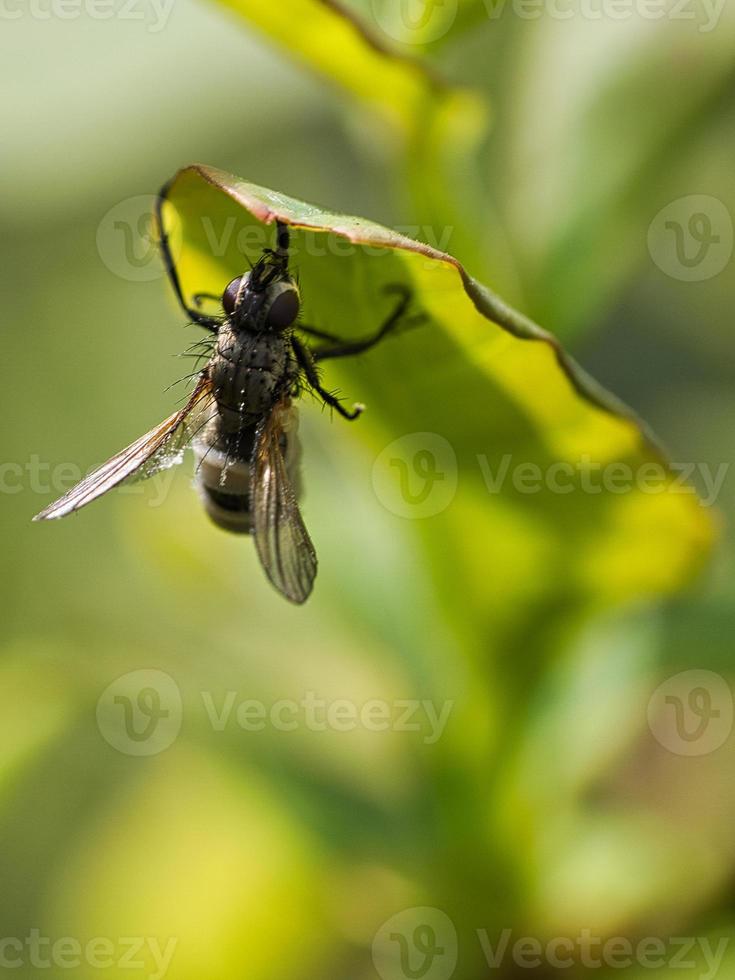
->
xmin=211 ymin=325 xmax=295 ymax=430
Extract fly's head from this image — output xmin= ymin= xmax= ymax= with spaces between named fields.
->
xmin=222 ymin=244 xmax=300 ymax=334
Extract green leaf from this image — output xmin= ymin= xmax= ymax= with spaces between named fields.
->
xmin=159 ymin=164 xmax=715 ymax=627
xmin=211 ymin=0 xmax=485 ymax=141
xmin=206 ymin=0 xmax=492 ymax=275
xmin=492 ymin=18 xmax=735 ymax=334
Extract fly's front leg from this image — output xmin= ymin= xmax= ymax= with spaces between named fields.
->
xmin=291 ymin=337 xmax=364 ymax=421
xmin=155 ymin=182 xmax=220 ymax=333
xmin=311 ymin=284 xmax=425 ymax=362
xmin=275 ymin=221 xmax=290 ymax=260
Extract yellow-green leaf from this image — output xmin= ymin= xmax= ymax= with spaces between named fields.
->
xmin=210 ymin=0 xmax=486 ymax=154
xmin=159 ymin=164 xmax=715 ymax=627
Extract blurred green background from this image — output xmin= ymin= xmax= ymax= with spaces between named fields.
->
xmin=2 ymin=0 xmax=735 ymax=977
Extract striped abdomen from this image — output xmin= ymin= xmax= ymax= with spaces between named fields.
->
xmin=193 ymin=415 xmax=303 ymax=535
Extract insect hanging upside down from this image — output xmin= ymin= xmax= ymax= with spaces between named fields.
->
xmin=34 ymin=196 xmax=424 ymax=604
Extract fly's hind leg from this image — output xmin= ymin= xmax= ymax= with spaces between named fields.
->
xmin=291 ymin=337 xmax=364 ymax=421
xmin=296 ymin=324 xmax=346 ymax=344
xmin=192 ymin=292 xmax=222 ymax=308
xmin=307 ymin=284 xmax=426 ymax=362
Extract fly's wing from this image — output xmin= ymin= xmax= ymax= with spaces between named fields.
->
xmin=251 ymin=399 xmax=317 ymax=605
xmin=33 ymin=374 xmax=215 ymax=521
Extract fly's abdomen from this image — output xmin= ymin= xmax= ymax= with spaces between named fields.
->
xmin=193 ymin=441 xmax=252 ymax=534
xmin=192 ymin=413 xmax=304 ymax=536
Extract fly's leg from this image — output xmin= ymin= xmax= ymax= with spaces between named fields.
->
xmin=192 ymin=292 xmax=224 ymax=315
xmin=309 ymin=284 xmax=426 ymax=362
xmin=155 ymin=181 xmax=221 ymax=333
xmin=259 ymin=223 xmax=291 ymax=271
xmin=275 ymin=221 xmax=290 ymax=260
xmin=291 ymin=337 xmax=364 ymax=421
xmin=296 ymin=324 xmax=346 ymax=344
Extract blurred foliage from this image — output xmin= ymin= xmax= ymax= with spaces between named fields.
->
xmin=1 ymin=1 xmax=734 ymax=979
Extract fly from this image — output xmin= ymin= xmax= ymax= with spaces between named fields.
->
xmin=34 ymin=187 xmax=422 ymax=604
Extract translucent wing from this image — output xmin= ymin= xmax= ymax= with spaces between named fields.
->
xmin=251 ymin=399 xmax=317 ymax=605
xmin=33 ymin=374 xmax=215 ymax=521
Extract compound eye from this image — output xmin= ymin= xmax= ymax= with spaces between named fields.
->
xmin=267 ymin=283 xmax=300 ymax=329
xmin=222 ymin=276 xmax=244 ymax=315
